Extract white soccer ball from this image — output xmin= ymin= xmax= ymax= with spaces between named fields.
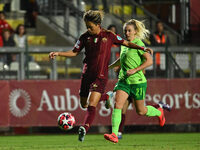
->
xmin=57 ymin=112 xmax=75 ymax=130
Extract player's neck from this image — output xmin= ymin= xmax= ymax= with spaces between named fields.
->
xmin=128 ymin=37 xmax=135 ymax=42
xmin=95 ymin=28 xmax=101 ymax=35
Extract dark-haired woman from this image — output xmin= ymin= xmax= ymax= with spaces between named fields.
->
xmin=14 ymin=24 xmax=27 ymax=48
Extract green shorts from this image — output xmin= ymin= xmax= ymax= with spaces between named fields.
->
xmin=114 ymin=81 xmax=147 ymax=100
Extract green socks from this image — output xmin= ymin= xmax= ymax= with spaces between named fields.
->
xmin=112 ymin=109 xmax=122 ymax=135
xmin=146 ymin=105 xmax=161 ymax=117
xmin=111 ymin=106 xmax=160 ymax=135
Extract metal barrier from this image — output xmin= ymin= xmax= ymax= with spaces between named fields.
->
xmin=39 ymin=0 xmax=84 ymax=40
xmin=0 ymin=46 xmax=200 ymax=80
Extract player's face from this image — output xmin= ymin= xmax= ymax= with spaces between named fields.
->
xmin=124 ymin=25 xmax=136 ymax=41
xmin=85 ymin=21 xmax=100 ymax=35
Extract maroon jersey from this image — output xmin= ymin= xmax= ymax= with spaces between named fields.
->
xmin=73 ymin=29 xmax=124 ymax=79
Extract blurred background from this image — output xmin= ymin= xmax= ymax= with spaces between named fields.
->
xmin=0 ymin=0 xmax=199 ymax=135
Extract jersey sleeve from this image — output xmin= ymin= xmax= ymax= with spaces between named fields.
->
xmin=110 ymin=32 xmax=124 ymax=45
xmin=72 ymin=34 xmax=85 ymax=53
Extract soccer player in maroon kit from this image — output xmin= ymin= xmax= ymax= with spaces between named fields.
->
xmin=49 ymin=10 xmax=153 ymax=142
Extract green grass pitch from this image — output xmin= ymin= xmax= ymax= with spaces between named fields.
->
xmin=0 ymin=133 xmax=199 ymax=150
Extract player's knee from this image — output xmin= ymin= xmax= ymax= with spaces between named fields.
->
xmin=80 ymin=101 xmax=88 ymax=108
xmin=88 ymin=99 xmax=99 ymax=107
xmin=80 ymin=97 xmax=88 ymax=108
xmin=80 ymin=104 xmax=88 ymax=108
xmin=115 ymin=102 xmax=123 ymax=109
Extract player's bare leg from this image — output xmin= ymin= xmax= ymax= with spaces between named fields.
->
xmin=80 ymin=97 xmax=88 ymax=108
xmin=134 ymin=100 xmax=147 ymax=115
xmin=104 ymin=90 xmax=128 ymax=143
xmin=134 ymin=100 xmax=165 ymax=126
xmin=88 ymin=91 xmax=102 ymax=107
xmin=118 ymin=99 xmax=130 ymax=139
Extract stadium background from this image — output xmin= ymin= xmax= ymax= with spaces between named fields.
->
xmin=0 ymin=0 xmax=199 ymax=142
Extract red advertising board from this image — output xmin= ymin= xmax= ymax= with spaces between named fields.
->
xmin=0 ymin=79 xmax=199 ymax=127
xmin=0 ymin=81 xmax=9 ymax=126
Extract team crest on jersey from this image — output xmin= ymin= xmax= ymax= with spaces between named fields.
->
xmin=102 ymin=37 xmax=107 ymax=42
xmin=92 ymin=83 xmax=98 ymax=89
xmin=93 ymin=83 xmax=98 ymax=88
xmin=94 ymin=38 xmax=98 ymax=43
xmin=117 ymin=35 xmax=122 ymax=40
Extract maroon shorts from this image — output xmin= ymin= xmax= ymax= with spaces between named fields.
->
xmin=79 ymin=75 xmax=108 ymax=97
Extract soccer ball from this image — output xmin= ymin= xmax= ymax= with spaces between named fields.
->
xmin=57 ymin=112 xmax=75 ymax=131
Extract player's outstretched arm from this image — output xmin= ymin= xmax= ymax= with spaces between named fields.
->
xmin=109 ymin=58 xmax=120 ymax=69
xmin=49 ymin=50 xmax=78 ymax=59
xmin=122 ymin=40 xmax=153 ymax=55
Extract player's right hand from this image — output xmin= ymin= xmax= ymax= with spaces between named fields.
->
xmin=49 ymin=52 xmax=59 ymax=59
xmin=114 ymin=66 xmax=120 ymax=73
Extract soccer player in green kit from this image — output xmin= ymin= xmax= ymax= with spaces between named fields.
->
xmin=104 ymin=19 xmax=165 ymax=143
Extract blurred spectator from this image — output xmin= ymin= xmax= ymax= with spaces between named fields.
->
xmin=107 ymin=24 xmax=120 ymax=59
xmin=102 ymin=0 xmax=109 ymax=13
xmin=14 ymin=24 xmax=34 ymax=62
xmin=91 ymin=0 xmax=97 ymax=10
xmin=3 ymin=0 xmax=11 ymax=12
xmin=91 ymin=0 xmax=109 ymax=12
xmin=107 ymin=24 xmax=119 ymax=48
xmin=0 ymin=35 xmax=3 ymax=63
xmin=2 ymin=29 xmax=16 ymax=65
xmin=107 ymin=24 xmax=117 ymax=34
xmin=14 ymin=24 xmax=27 ymax=48
xmin=0 ymin=11 xmax=13 ymax=36
xmin=0 ymin=35 xmax=3 ymax=47
xmin=24 ymin=0 xmax=39 ymax=27
xmin=151 ymin=21 xmax=170 ymax=46
xmin=2 ymin=29 xmax=15 ymax=46
xmin=150 ymin=21 xmax=170 ymax=70
xmin=107 ymin=24 xmax=120 ymax=77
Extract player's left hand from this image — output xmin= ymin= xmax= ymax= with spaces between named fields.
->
xmin=127 ymin=69 xmax=137 ymax=76
xmin=145 ymin=48 xmax=153 ymax=55
xmin=114 ymin=66 xmax=120 ymax=73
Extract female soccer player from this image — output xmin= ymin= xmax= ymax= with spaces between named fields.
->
xmin=104 ymin=19 xmax=165 ymax=143
xmin=49 ymin=10 xmax=153 ymax=142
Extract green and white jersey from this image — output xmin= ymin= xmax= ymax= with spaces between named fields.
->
xmin=118 ymin=38 xmax=146 ymax=84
